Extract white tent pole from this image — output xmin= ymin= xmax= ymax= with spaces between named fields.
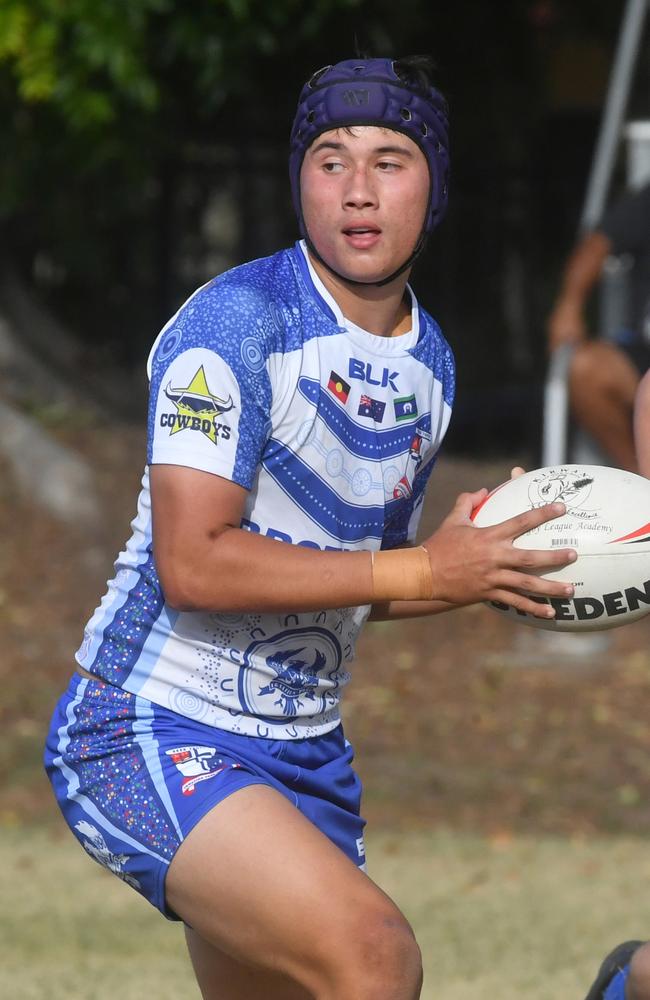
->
xmin=579 ymin=0 xmax=649 ymax=234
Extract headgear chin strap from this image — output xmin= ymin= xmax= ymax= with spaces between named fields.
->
xmin=289 ymin=58 xmax=450 ymax=287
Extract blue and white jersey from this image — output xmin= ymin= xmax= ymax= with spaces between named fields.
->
xmin=77 ymin=241 xmax=455 ymax=739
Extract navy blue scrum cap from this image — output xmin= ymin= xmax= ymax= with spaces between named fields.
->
xmin=289 ymin=58 xmax=450 ymax=239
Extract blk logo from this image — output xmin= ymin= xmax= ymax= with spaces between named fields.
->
xmin=348 ymin=358 xmax=399 ymax=392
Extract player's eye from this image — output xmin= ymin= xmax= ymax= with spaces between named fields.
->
xmin=322 ymin=161 xmax=345 ymax=173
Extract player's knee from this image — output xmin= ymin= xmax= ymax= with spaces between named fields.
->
xmin=328 ymin=904 xmax=422 ymax=999
xmin=627 ymin=942 xmax=650 ymax=999
xmin=572 ymin=341 xmax=630 ymax=399
xmin=571 ymin=342 xmax=607 ymax=388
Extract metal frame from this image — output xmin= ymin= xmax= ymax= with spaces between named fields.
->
xmin=541 ymin=0 xmax=649 ymax=469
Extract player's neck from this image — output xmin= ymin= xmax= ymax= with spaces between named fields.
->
xmin=308 ymin=253 xmax=412 ymax=337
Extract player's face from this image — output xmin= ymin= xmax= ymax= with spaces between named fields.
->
xmin=300 ymin=127 xmax=429 ymax=285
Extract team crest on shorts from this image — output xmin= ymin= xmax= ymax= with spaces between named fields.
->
xmin=165 ymin=745 xmax=241 ymax=795
xmin=74 ymin=820 xmax=142 ymax=888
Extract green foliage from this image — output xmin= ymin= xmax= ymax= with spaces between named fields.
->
xmin=0 ymin=0 xmax=376 ymax=349
xmin=0 ymin=0 xmax=364 ymax=128
xmin=0 ymin=0 xmax=166 ymax=126
xmin=0 ymin=0 xmax=626 ymax=368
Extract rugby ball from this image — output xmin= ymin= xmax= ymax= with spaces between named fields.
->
xmin=471 ymin=465 xmax=650 ymax=632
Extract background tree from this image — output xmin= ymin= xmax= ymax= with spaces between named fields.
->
xmin=0 ymin=0 xmax=630 ymax=447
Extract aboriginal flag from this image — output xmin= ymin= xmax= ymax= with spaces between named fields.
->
xmin=328 ymin=371 xmax=351 ymax=404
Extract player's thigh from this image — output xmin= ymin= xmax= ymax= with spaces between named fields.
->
xmin=185 ymin=927 xmax=312 ymax=1000
xmin=166 ymin=784 xmax=412 ymax=995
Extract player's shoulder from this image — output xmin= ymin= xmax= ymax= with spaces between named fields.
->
xmin=189 ymin=246 xmax=298 ymax=328
xmin=414 ymin=302 xmax=454 ymax=368
xmin=408 ymin=301 xmax=455 ymax=408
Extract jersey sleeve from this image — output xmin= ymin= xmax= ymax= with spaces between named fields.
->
xmin=146 ymin=280 xmax=274 ymax=490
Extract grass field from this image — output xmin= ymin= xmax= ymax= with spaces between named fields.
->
xmin=4 ymin=821 xmax=650 ymax=999
xmin=5 ymin=449 xmax=650 ymax=998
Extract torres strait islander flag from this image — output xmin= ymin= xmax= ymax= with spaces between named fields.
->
xmin=328 ymin=370 xmax=351 ymax=404
xmin=394 ymin=393 xmax=418 ymax=421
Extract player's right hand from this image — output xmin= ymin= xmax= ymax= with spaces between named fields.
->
xmin=421 ymin=489 xmax=577 ymax=619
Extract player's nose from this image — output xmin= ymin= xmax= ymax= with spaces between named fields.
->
xmin=343 ymin=166 xmax=378 ymax=208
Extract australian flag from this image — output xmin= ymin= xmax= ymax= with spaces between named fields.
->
xmin=357 ymin=394 xmax=386 ymax=422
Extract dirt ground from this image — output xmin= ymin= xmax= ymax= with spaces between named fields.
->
xmin=4 ymin=417 xmax=650 ymax=838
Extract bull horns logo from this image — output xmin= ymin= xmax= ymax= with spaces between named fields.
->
xmin=163 ymin=366 xmax=234 ymax=446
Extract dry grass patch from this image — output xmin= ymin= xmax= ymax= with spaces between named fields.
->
xmin=4 ymin=821 xmax=650 ymax=998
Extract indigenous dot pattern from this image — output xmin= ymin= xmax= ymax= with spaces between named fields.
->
xmin=410 ymin=329 xmax=455 ymax=408
xmin=92 ymin=552 xmax=164 ymax=687
xmin=61 ymin=682 xmax=178 ymax=859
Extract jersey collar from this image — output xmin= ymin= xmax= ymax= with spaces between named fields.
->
xmin=296 ymin=240 xmax=420 ymax=352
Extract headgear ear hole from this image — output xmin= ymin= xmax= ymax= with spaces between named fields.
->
xmin=308 ymin=65 xmax=332 ymax=88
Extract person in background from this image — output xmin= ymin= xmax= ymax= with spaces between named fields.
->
xmin=581 ymin=371 xmax=650 ymax=997
xmin=582 ymin=941 xmax=650 ymax=1000
xmin=547 ymin=182 xmax=650 ymax=471
xmin=634 ymin=368 xmax=650 ymax=476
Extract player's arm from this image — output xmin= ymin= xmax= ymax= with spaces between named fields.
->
xmin=151 ymin=467 xmax=576 ymax=619
xmin=547 ymin=230 xmax=612 ymax=351
xmin=151 ymin=464 xmax=374 ymax=613
xmin=367 ymin=598 xmax=455 ymax=621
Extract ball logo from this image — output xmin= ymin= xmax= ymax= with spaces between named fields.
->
xmin=490 ymin=578 xmax=650 ymax=625
xmin=528 ymin=468 xmax=596 ymax=515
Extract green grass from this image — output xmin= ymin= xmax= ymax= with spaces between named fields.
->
xmin=3 ymin=821 xmax=650 ymax=999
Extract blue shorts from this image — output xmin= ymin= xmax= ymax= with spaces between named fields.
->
xmin=44 ymin=674 xmax=366 ymax=918
xmin=613 ymin=328 xmax=650 ymax=375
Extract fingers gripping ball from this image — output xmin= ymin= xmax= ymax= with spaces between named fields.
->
xmin=471 ymin=465 xmax=650 ymax=632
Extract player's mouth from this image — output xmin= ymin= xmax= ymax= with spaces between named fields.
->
xmin=342 ymin=224 xmax=382 ymax=250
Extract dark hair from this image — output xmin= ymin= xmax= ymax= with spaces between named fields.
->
xmin=393 ymin=55 xmax=440 ymax=97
